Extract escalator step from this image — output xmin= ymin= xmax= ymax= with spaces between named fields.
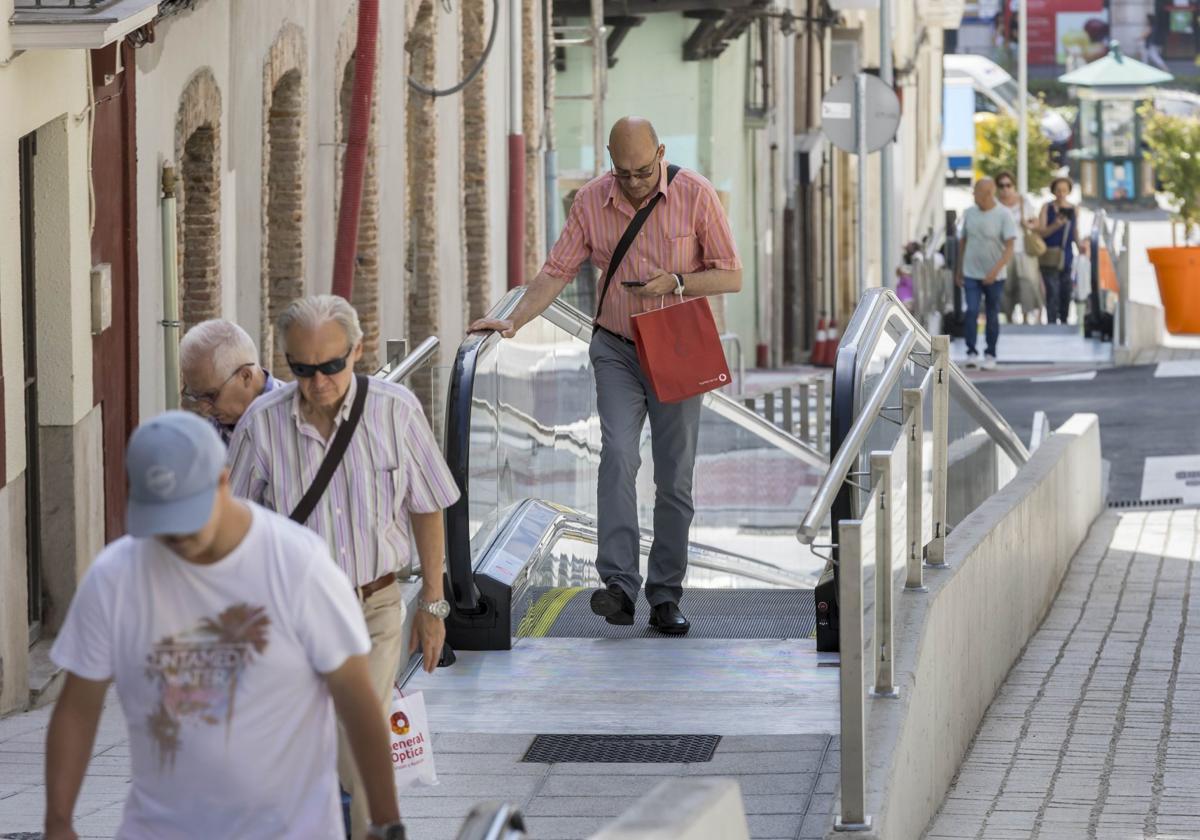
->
xmin=513 ymin=587 xmax=816 ymax=640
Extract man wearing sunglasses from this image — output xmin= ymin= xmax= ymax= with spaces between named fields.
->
xmin=180 ymin=319 xmax=279 ymax=444
xmin=469 ymin=116 xmax=742 ymax=635
xmin=227 ymin=295 xmax=459 ymax=840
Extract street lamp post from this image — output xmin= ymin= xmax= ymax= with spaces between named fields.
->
xmin=1018 ymin=0 xmax=1029 ymax=196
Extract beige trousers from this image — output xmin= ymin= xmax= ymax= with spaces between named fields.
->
xmin=337 ymin=580 xmax=407 ymax=840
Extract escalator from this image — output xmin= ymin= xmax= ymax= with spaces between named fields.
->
xmin=435 ymin=288 xmax=831 ymax=655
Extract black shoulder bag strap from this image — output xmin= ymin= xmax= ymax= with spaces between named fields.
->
xmin=594 ymin=164 xmax=680 ymax=322
xmin=290 ymin=374 xmax=370 ymax=525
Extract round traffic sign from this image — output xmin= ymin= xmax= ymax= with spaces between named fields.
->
xmin=820 ymin=74 xmax=901 ymax=154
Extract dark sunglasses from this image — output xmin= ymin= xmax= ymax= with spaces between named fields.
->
xmin=286 ymin=347 xmax=353 ymax=378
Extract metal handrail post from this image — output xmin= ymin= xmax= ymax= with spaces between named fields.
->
xmin=800 ymin=381 xmax=812 ymax=445
xmin=1118 ymin=221 xmax=1130 ymax=348
xmin=870 ymin=451 xmax=899 ymax=699
xmin=816 ymin=376 xmax=828 ymax=453
xmin=765 ymin=391 xmax=776 ymax=425
xmin=903 ymin=387 xmax=927 ymax=592
xmin=834 ymin=519 xmax=871 ymax=832
xmin=926 ymin=335 xmax=950 ymax=567
xmin=782 ymin=386 xmax=795 ymax=436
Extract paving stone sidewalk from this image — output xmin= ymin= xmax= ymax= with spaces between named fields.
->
xmin=926 ymin=508 xmax=1200 ymax=840
xmin=0 ymin=693 xmax=839 ymax=840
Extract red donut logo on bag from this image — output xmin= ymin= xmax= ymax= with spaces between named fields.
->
xmin=390 ymin=711 xmax=410 ymax=736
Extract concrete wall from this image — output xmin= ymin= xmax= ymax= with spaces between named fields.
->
xmin=1114 ymin=299 xmax=1167 ymax=365
xmin=842 ymin=413 xmax=1103 ymax=840
xmin=0 ymin=477 xmax=29 ymax=716
xmin=37 ymin=405 xmax=105 ymax=633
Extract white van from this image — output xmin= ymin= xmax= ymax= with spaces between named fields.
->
xmin=943 ymin=54 xmax=1073 ymax=162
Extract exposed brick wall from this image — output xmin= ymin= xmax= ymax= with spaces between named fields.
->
xmin=261 ymin=24 xmax=307 ymax=378
xmin=522 ymin=0 xmax=545 ymax=283
xmin=405 ymin=0 xmax=439 ymax=410
xmin=461 ymin=0 xmax=491 ymax=323
xmin=175 ymin=68 xmax=222 ymax=333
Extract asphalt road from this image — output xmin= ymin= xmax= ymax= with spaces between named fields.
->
xmin=975 ymin=364 xmax=1200 ymax=503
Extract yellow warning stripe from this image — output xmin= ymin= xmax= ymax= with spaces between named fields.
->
xmin=516 ymin=586 xmax=587 ymax=637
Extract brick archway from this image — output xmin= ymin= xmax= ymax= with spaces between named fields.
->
xmin=336 ymin=9 xmax=381 ymax=372
xmin=261 ymin=24 xmax=307 ymax=378
xmin=175 ymin=68 xmax=222 ymax=332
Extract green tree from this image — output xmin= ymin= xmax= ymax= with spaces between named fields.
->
xmin=977 ymin=111 xmax=1056 ymax=193
xmin=1139 ymin=104 xmax=1200 ymax=240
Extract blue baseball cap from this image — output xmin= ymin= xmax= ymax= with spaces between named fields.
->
xmin=125 ymin=411 xmax=226 ymax=538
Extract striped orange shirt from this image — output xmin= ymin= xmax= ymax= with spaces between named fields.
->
xmin=541 ymin=161 xmax=742 ymax=339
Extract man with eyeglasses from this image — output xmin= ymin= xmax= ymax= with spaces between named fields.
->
xmin=180 ymin=319 xmax=279 ymax=444
xmin=469 ymin=116 xmax=742 ymax=635
xmin=227 ymin=294 xmax=459 ymax=840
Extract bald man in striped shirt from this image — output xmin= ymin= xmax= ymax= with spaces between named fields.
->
xmin=470 ymin=116 xmax=742 ymax=635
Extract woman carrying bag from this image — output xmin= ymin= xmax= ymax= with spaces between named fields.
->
xmin=1034 ymin=176 xmax=1089 ymax=325
xmin=995 ymin=171 xmax=1045 ymax=324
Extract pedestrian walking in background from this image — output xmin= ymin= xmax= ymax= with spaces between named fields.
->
xmin=180 ymin=319 xmax=279 ymax=444
xmin=228 ymin=294 xmax=458 ymax=840
xmin=994 ymin=171 xmax=1044 ymax=324
xmin=468 ymin=116 xmax=742 ymax=636
xmin=1141 ymin=11 xmax=1170 ymax=72
xmin=1034 ymin=177 xmax=1089 ymax=325
xmin=43 ymin=412 xmax=405 ymax=840
xmin=955 ymin=177 xmax=1017 ymax=370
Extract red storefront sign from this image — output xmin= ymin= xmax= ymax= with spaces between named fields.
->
xmin=1015 ymin=0 xmax=1108 ymax=65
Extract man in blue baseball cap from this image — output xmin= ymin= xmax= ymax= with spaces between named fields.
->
xmin=42 ymin=411 xmax=410 ymax=840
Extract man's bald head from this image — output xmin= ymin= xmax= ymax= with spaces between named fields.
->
xmin=609 ymin=116 xmax=659 ymax=151
xmin=973 ymin=177 xmax=997 ymax=210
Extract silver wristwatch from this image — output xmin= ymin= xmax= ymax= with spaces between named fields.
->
xmin=367 ymin=822 xmax=406 ymax=840
xmin=418 ymin=597 xmax=451 ymax=619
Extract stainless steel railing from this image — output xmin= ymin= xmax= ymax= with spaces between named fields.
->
xmin=796 ymin=288 xmax=1032 ymax=831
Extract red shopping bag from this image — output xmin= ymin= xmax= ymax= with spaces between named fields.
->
xmin=630 ymin=297 xmax=731 ymax=403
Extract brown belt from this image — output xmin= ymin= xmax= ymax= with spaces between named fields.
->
xmin=357 ymin=572 xmax=396 ymax=601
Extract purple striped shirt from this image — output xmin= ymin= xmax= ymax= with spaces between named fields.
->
xmin=227 ymin=376 xmax=460 ymax=586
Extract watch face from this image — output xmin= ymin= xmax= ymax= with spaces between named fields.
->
xmin=424 ymin=599 xmax=451 ymax=619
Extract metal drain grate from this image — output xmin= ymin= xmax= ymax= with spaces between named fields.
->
xmin=1108 ymin=497 xmax=1183 ymax=509
xmin=522 ymin=734 xmax=721 ymax=764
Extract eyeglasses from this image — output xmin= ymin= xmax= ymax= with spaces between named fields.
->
xmin=181 ymin=363 xmax=252 ymax=407
xmin=611 ymin=153 xmax=660 ymax=182
xmin=997 ymin=182 xmax=1014 ymax=189
xmin=286 ymin=347 xmax=353 ymax=378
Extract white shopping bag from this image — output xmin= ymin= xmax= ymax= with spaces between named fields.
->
xmin=388 ymin=685 xmax=438 ymax=789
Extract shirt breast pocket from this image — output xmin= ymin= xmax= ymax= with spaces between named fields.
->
xmin=665 ymin=233 xmax=698 ymax=271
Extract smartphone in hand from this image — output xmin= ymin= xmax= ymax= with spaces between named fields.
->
xmin=620 ymin=279 xmax=648 ymax=287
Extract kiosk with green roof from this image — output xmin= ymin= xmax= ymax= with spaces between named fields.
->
xmin=1060 ymin=43 xmax=1173 ymax=207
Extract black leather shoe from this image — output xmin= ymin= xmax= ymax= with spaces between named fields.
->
xmin=590 ymin=583 xmax=635 ymax=625
xmin=649 ymin=602 xmax=690 ymax=635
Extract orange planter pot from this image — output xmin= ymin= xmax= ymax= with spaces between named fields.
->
xmin=1147 ymin=246 xmax=1200 ymax=335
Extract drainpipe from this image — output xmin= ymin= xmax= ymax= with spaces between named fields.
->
xmin=543 ymin=0 xmax=559 ymax=245
xmin=160 ymin=162 xmax=181 ymax=410
xmin=507 ymin=0 xmax=525 ymax=288
xmin=332 ymin=0 xmax=380 ymax=301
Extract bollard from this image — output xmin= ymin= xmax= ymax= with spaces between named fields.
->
xmin=782 ymin=386 xmax=794 ymax=436
xmin=925 ymin=336 xmax=950 ymax=568
xmin=743 ymin=397 xmax=756 ymax=415
xmin=903 ymin=388 xmax=926 ymax=592
xmin=834 ymin=519 xmax=871 ymax=832
xmin=869 ymin=452 xmax=899 ymax=700
xmin=764 ymin=391 xmax=776 ymax=425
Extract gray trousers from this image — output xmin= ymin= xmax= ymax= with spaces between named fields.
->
xmin=589 ymin=328 xmax=703 ymax=606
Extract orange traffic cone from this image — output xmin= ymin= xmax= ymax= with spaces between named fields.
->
xmin=812 ymin=316 xmax=829 ymax=367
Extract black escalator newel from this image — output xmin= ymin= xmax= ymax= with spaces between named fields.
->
xmin=814 ymin=565 xmax=839 ymax=653
xmin=437 ymin=642 xmax=457 ymax=668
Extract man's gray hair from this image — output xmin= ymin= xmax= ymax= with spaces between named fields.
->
xmin=277 ymin=294 xmax=364 ymax=349
xmin=179 ymin=319 xmax=259 ymax=379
